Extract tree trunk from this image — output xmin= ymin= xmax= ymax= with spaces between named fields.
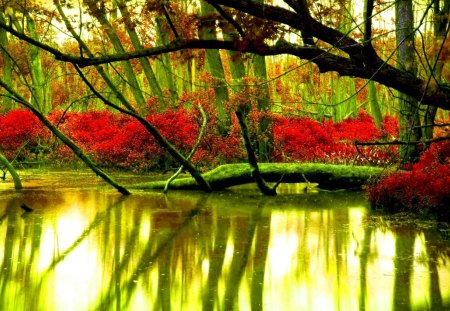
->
xmin=368 ymin=81 xmax=383 ymax=129
xmin=26 ymin=17 xmax=48 ymax=113
xmin=114 ymin=0 xmax=167 ymax=109
xmin=424 ymin=0 xmax=449 ymax=140
xmin=155 ymin=16 xmax=178 ymax=104
xmin=235 ymin=110 xmax=277 ymax=195
xmin=395 ymin=0 xmax=422 ymax=163
xmin=85 ymin=2 xmax=147 ymax=112
xmin=0 ymin=13 xmax=14 ymax=112
xmin=0 ymin=153 xmax=22 ymax=190
xmin=253 ymin=55 xmax=273 ymax=162
xmin=199 ymin=2 xmax=230 ymax=134
xmin=364 ymin=0 xmax=383 ymax=129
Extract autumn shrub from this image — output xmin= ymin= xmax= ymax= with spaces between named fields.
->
xmin=0 ymin=109 xmax=49 ymax=160
xmin=272 ymin=110 xmax=398 ymax=165
xmin=367 ymin=140 xmax=450 ymax=220
xmin=1 ymin=108 xmax=401 ymax=171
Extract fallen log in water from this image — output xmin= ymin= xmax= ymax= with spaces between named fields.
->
xmin=131 ymin=163 xmax=386 ymax=191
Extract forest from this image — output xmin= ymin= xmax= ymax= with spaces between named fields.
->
xmin=0 ymin=0 xmax=449 ymax=219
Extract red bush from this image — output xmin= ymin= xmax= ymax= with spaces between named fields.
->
xmin=367 ymin=140 xmax=450 ymax=220
xmin=0 ymin=110 xmax=48 ymax=159
xmin=272 ymin=110 xmax=396 ymax=165
xmin=0 ymin=108 xmax=402 ymax=171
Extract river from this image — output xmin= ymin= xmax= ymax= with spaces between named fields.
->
xmin=0 ymin=169 xmax=449 ymax=310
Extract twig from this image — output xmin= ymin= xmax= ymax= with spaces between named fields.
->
xmin=355 ymin=136 xmax=449 ymax=146
xmin=164 ymin=103 xmax=207 ymax=193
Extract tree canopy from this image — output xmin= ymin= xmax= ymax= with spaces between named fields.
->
xmin=1 ymin=0 xmax=448 ymax=110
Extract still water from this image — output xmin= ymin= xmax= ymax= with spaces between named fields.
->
xmin=0 ymin=170 xmax=449 ymax=311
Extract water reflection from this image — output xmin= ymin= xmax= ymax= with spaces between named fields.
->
xmin=0 ymin=176 xmax=449 ymax=310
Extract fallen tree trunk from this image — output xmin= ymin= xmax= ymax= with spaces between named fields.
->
xmin=131 ymin=163 xmax=386 ymax=191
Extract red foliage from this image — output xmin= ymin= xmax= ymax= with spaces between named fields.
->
xmin=0 ymin=110 xmax=48 ymax=159
xmin=367 ymin=140 xmax=450 ymax=220
xmin=333 ymin=110 xmax=381 ymax=142
xmin=272 ymin=110 xmax=397 ymax=165
xmin=0 ymin=108 xmax=401 ymax=171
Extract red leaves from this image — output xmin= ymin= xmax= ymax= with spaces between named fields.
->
xmin=367 ymin=140 xmax=450 ymax=219
xmin=272 ymin=110 xmax=397 ymax=165
xmin=0 ymin=110 xmax=48 ymax=159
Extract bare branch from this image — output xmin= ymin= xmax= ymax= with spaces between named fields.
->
xmin=355 ymin=136 xmax=450 ymax=146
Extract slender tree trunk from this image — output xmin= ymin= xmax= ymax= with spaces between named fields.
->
xmin=85 ymin=2 xmax=147 ymax=112
xmin=424 ymin=0 xmax=449 ymax=140
xmin=199 ymin=1 xmax=230 ymax=134
xmin=252 ymin=0 xmax=274 ymax=162
xmin=395 ymin=0 xmax=422 ymax=163
xmin=220 ymin=18 xmax=275 ymax=193
xmin=368 ymin=81 xmax=383 ymax=128
xmin=26 ymin=17 xmax=47 ymax=113
xmin=253 ymin=55 xmax=273 ymax=161
xmin=114 ymin=0 xmax=167 ymax=109
xmin=235 ymin=110 xmax=277 ymax=195
xmin=0 ymin=13 xmax=14 ymax=112
xmin=364 ymin=0 xmax=383 ymax=128
xmin=155 ymin=16 xmax=178 ymax=104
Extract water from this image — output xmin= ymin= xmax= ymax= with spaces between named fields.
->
xmin=0 ymin=170 xmax=449 ymax=310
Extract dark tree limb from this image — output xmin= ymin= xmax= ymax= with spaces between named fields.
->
xmin=282 ymin=0 xmax=315 ymax=45
xmin=161 ymin=4 xmax=179 ymax=39
xmin=235 ymin=109 xmax=278 ymax=195
xmin=364 ymin=0 xmax=374 ymax=44
xmin=73 ymin=66 xmax=212 ymax=192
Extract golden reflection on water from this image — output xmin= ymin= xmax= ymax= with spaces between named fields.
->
xmin=0 ymin=179 xmax=449 ymax=310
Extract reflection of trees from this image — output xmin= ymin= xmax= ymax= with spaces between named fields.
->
xmin=251 ymin=207 xmax=271 ymax=311
xmin=424 ymin=230 xmax=448 ymax=311
xmin=202 ymin=212 xmax=229 ymax=310
xmin=1 ymin=190 xmax=450 ymax=310
xmin=0 ymin=197 xmax=45 ymax=310
xmin=392 ymin=227 xmax=415 ymax=311
xmin=223 ymin=205 xmax=266 ymax=311
xmin=93 ymin=194 xmax=210 ymax=310
xmin=358 ymin=227 xmax=372 ymax=311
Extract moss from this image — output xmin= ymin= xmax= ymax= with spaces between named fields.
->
xmin=131 ymin=163 xmax=385 ymax=191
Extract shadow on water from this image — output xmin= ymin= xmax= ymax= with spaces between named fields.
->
xmin=0 ymin=171 xmax=450 ymax=310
